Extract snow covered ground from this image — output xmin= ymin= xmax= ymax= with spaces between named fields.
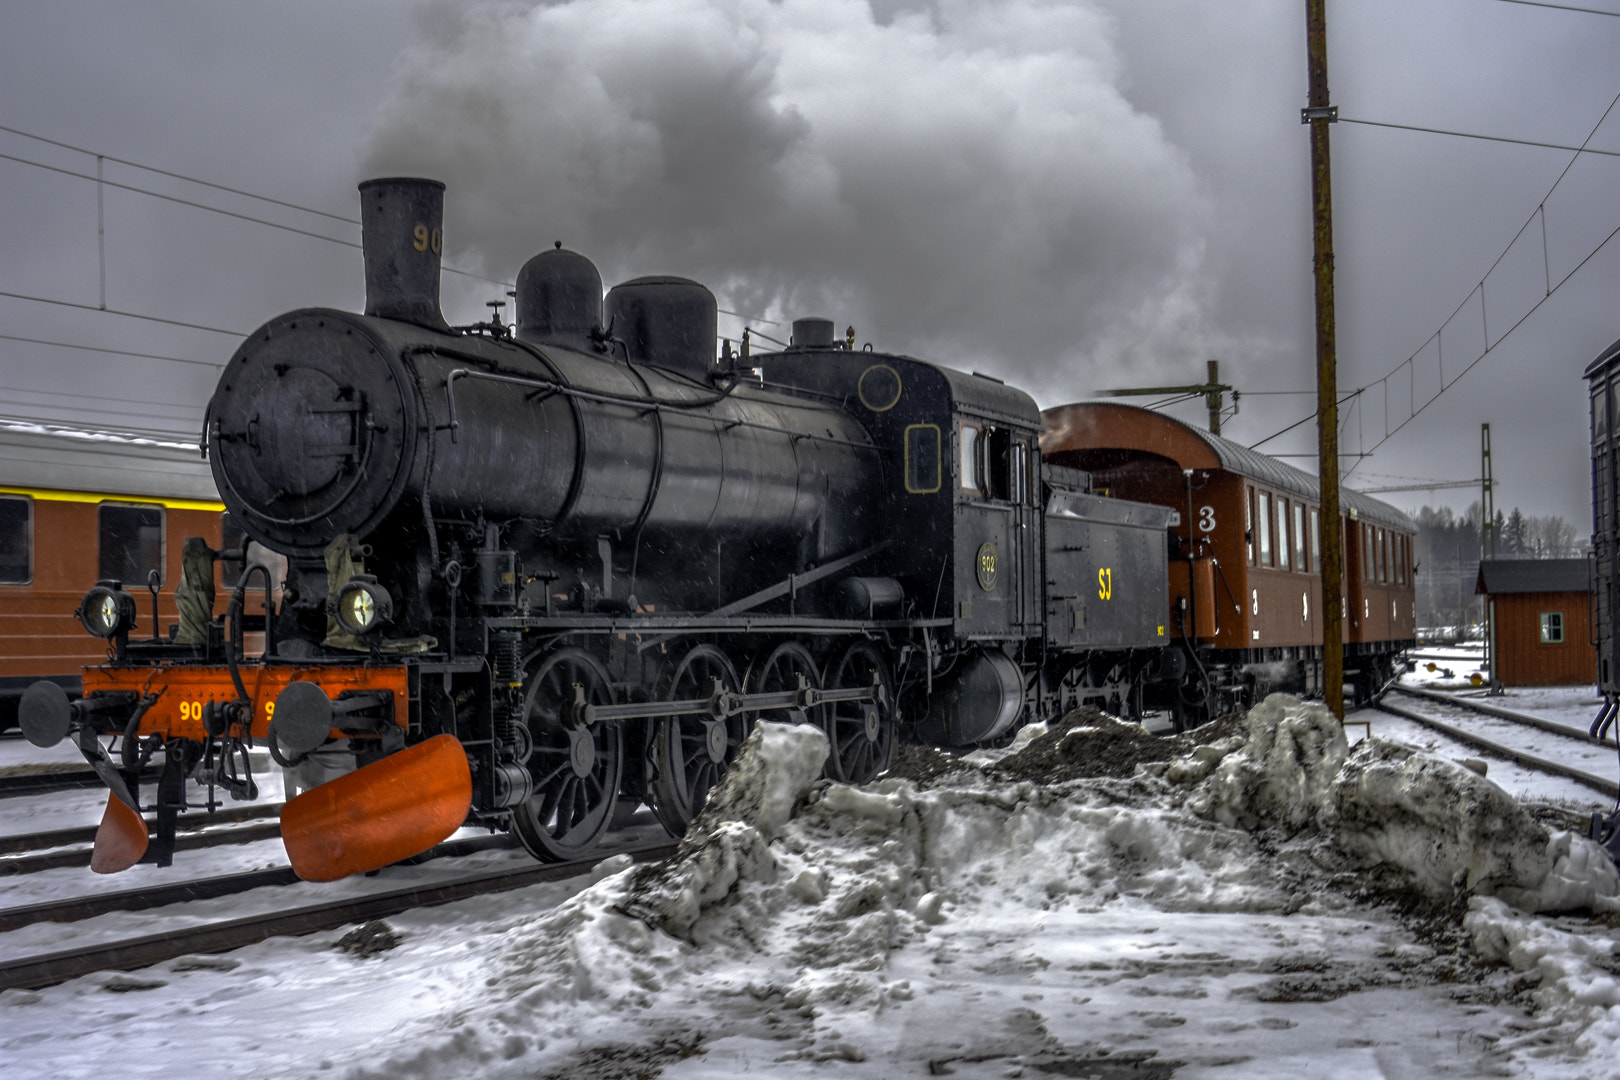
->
xmin=5 ymin=689 xmax=1620 ymax=1080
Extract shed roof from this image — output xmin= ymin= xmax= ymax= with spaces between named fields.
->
xmin=1475 ymin=558 xmax=1591 ymax=596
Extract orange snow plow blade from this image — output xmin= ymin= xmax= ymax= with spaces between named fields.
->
xmin=280 ymin=735 xmax=473 ymax=882
xmin=91 ymin=791 xmax=150 ymax=874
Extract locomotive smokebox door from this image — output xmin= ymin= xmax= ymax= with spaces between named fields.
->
xmin=359 ymin=177 xmax=449 ymax=331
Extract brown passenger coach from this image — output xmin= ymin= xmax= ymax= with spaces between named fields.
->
xmin=1041 ymin=402 xmax=1415 ymax=711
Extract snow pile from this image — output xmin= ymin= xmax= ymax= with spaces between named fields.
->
xmin=328 ymin=703 xmax=1620 ymax=1078
xmin=1468 ymin=897 xmax=1620 ymax=1062
xmin=1161 ymin=694 xmax=1620 ymax=918
xmin=1176 ymin=693 xmax=1346 ymax=831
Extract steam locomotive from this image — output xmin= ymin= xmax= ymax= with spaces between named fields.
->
xmin=19 ymin=178 xmax=1412 ymax=881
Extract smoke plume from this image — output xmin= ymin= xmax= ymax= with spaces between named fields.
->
xmin=363 ymin=0 xmax=1216 ymax=401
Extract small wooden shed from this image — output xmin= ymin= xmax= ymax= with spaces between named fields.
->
xmin=1475 ymin=559 xmax=1594 ymax=686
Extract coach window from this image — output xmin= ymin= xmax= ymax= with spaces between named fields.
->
xmin=1292 ymin=503 xmax=1306 ymax=573
xmin=1309 ymin=508 xmax=1321 ymax=572
xmin=99 ymin=503 xmax=164 ymax=586
xmin=1246 ymin=487 xmax=1255 ymax=564
xmin=1277 ymin=499 xmax=1291 ymax=569
xmin=1396 ymin=536 xmax=1406 ymax=584
xmin=904 ymin=424 xmax=941 ymax=494
xmin=959 ymin=422 xmax=984 ymax=495
xmin=1541 ymin=612 xmax=1564 ymax=644
xmin=1363 ymin=524 xmax=1374 ymax=579
xmin=1257 ymin=491 xmax=1273 ymax=566
xmin=0 ymin=495 xmax=30 ymax=585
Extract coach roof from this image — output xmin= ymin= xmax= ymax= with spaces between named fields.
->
xmin=1039 ymin=401 xmax=1416 ymax=533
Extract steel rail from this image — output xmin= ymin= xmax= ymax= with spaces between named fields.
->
xmin=0 ymin=833 xmax=519 ymax=933
xmin=0 ymin=765 xmax=160 ymax=799
xmin=0 ymin=838 xmax=678 ymax=991
xmin=0 ymin=802 xmax=281 ymax=857
xmin=1373 ymin=695 xmax=1620 ymax=799
xmin=1388 ymin=685 xmax=1619 ymax=749
xmin=0 ymin=821 xmax=285 ymax=876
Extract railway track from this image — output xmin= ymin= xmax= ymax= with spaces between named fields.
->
xmin=0 ymin=804 xmax=287 ymax=875
xmin=0 ymin=764 xmax=162 ymax=799
xmin=0 ymin=834 xmax=677 ymax=992
xmin=1373 ymin=685 xmax=1620 ymax=800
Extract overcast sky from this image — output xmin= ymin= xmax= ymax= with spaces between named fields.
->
xmin=1 ymin=0 xmax=1614 ymax=524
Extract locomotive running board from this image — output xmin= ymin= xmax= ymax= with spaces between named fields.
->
xmin=280 ymin=735 xmax=473 ymax=882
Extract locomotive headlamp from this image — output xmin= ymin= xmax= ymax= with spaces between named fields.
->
xmin=78 ymin=582 xmax=138 ymax=639
xmin=333 ymin=575 xmax=393 ymax=635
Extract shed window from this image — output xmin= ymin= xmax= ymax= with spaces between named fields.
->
xmin=959 ymin=423 xmax=983 ymax=494
xmin=1540 ymin=612 xmax=1564 ymax=644
xmin=904 ymin=424 xmax=941 ymax=494
xmin=99 ymin=503 xmax=164 ymax=587
xmin=1257 ymin=492 xmax=1273 ymax=566
xmin=0 ymin=495 xmax=30 ymax=585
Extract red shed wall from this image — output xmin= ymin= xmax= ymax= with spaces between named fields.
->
xmin=1490 ymin=590 xmax=1595 ymax=686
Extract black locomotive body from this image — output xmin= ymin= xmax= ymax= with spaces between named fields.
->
xmin=21 ymin=178 xmax=1175 ymax=879
xmin=1585 ymin=337 xmax=1620 ymax=727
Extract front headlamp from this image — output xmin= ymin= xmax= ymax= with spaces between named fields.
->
xmin=79 ymin=582 xmax=137 ymax=639
xmin=334 ymin=574 xmax=393 ymax=636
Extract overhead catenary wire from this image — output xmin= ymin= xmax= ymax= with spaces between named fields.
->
xmin=0 ymin=138 xmax=511 ymax=288
xmin=1337 ymin=117 xmax=1620 ymax=158
xmin=1493 ymin=0 xmax=1620 ymax=16
xmin=0 ymin=332 xmax=227 ymax=368
xmin=1253 ymin=86 xmax=1620 ymax=468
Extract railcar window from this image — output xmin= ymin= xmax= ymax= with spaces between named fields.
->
xmin=99 ymin=503 xmax=163 ymax=586
xmin=1257 ymin=492 xmax=1273 ymax=566
xmin=0 ymin=496 xmax=30 ymax=585
xmin=1246 ymin=488 xmax=1255 ymax=564
xmin=904 ymin=424 xmax=942 ymax=494
xmin=1292 ymin=504 xmax=1306 ymax=572
xmin=1396 ymin=536 xmax=1406 ymax=584
xmin=959 ymin=423 xmax=983 ymax=495
xmin=1309 ymin=508 xmax=1321 ymax=572
xmin=1279 ymin=500 xmax=1292 ymax=569
xmin=1381 ymin=530 xmax=1390 ymax=583
xmin=1541 ymin=612 xmax=1564 ymax=644
xmin=1363 ymin=524 xmax=1373 ymax=579
xmin=221 ymin=512 xmax=245 ymax=555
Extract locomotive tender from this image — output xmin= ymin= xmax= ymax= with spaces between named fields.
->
xmin=20 ymin=178 xmax=1178 ymax=879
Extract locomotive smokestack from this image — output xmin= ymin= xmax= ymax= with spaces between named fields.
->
xmin=359 ymin=177 xmax=449 ymax=330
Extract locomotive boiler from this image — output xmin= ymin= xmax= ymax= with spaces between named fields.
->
xmin=21 ymin=177 xmax=1179 ymax=880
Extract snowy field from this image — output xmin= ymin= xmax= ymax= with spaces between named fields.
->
xmin=5 ymin=688 xmax=1620 ymax=1079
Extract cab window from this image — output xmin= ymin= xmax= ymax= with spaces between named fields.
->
xmin=100 ymin=503 xmax=163 ymax=586
xmin=0 ymin=495 xmax=30 ymax=585
xmin=959 ymin=423 xmax=983 ymax=495
xmin=904 ymin=424 xmax=941 ymax=494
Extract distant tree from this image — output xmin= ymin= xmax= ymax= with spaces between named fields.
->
xmin=1528 ymin=514 xmax=1580 ymax=558
xmin=1503 ymin=508 xmax=1528 ymax=556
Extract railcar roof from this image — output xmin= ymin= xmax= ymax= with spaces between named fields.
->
xmin=0 ymin=422 xmax=220 ymax=504
xmin=1583 ymin=337 xmax=1620 ymax=379
xmin=1040 ymin=401 xmax=1416 ymax=533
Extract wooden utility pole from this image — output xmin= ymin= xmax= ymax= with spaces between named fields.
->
xmin=1305 ymin=0 xmax=1344 ymax=719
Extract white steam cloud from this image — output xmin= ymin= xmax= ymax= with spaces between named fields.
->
xmin=363 ymin=0 xmax=1218 ymax=401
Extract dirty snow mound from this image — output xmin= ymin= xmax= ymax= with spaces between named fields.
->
xmin=1175 ymin=693 xmax=1346 ymax=832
